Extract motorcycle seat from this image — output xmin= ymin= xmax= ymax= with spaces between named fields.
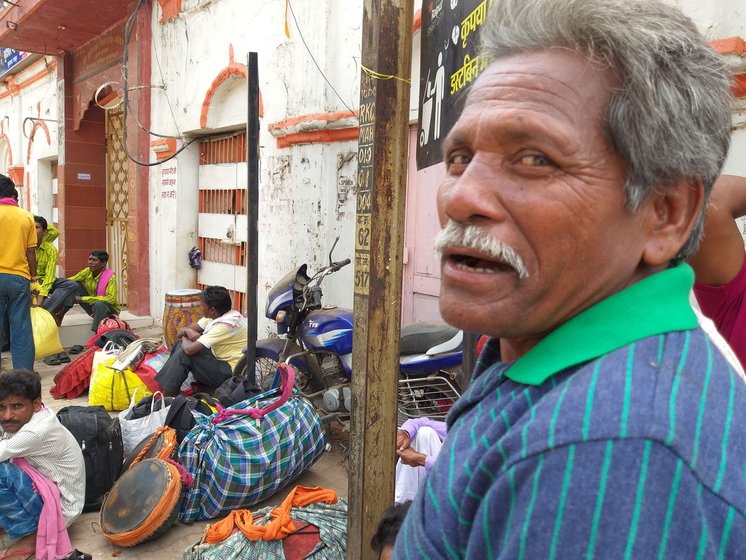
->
xmin=400 ymin=321 xmax=460 ymax=355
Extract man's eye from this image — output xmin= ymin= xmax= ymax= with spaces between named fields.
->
xmin=446 ymin=153 xmax=471 ymax=168
xmin=518 ymin=154 xmax=553 ymax=166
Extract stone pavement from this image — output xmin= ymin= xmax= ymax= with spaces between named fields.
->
xmin=1 ymin=320 xmax=350 ymax=560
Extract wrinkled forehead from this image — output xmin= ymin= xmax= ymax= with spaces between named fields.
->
xmin=464 ymin=49 xmax=615 ymax=114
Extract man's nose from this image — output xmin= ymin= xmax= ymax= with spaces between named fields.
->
xmin=0 ymin=409 xmax=13 ymax=421
xmin=440 ymin=161 xmax=507 ymax=225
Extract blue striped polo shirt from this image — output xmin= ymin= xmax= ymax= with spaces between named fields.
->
xmin=395 ymin=263 xmax=746 ymax=559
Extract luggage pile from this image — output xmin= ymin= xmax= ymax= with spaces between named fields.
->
xmin=50 ymin=317 xmax=164 ymax=403
xmin=54 ymin=361 xmax=328 ymax=551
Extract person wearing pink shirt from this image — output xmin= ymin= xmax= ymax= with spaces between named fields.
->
xmin=690 ymin=174 xmax=746 ymax=369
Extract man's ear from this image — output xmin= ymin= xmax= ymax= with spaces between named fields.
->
xmin=641 ymin=178 xmax=704 ymax=267
xmin=33 ymin=397 xmax=42 ymax=412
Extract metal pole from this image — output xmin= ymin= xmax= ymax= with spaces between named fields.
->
xmin=348 ymin=1 xmax=413 ymax=558
xmin=245 ymin=52 xmax=259 ymax=380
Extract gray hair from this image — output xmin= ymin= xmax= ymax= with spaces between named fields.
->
xmin=480 ymin=0 xmax=733 ymax=259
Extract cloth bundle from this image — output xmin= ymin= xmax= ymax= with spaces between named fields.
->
xmin=178 ymin=364 xmax=326 ymax=522
xmin=184 ymin=486 xmax=347 ymax=560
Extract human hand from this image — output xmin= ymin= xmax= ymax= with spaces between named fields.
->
xmin=73 ymin=296 xmax=82 ymax=304
xmin=397 ymin=447 xmax=426 ymax=468
xmin=183 ymin=327 xmax=201 ymax=342
xmin=396 ymin=429 xmax=411 ymax=452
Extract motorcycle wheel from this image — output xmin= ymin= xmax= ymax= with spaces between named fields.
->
xmin=234 ymin=354 xmax=313 ymax=393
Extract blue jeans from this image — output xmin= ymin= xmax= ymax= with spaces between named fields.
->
xmin=0 ymin=462 xmax=42 ymax=539
xmin=0 ymin=273 xmax=34 ymax=369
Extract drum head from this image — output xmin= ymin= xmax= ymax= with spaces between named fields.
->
xmin=166 ymin=288 xmax=201 ymax=296
xmin=101 ymin=459 xmax=174 ymax=534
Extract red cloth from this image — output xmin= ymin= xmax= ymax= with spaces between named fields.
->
xmin=50 ymin=347 xmax=96 ymax=399
xmin=693 ymin=255 xmax=746 ymax=368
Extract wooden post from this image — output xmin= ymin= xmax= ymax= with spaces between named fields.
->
xmin=348 ymin=1 xmax=413 ymax=558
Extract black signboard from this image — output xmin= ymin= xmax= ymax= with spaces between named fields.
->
xmin=416 ymin=0 xmax=491 ymax=170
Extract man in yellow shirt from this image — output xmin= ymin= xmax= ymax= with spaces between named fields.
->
xmin=0 ymin=178 xmax=37 ymax=369
xmin=156 ymin=286 xmax=247 ymax=395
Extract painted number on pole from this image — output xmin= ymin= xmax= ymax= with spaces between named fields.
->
xmin=354 ymin=71 xmax=376 ymax=296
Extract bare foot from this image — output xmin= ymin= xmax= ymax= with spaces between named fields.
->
xmin=0 ymin=532 xmax=35 ymax=559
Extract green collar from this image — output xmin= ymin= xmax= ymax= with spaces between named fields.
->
xmin=505 ymin=262 xmax=697 ymax=386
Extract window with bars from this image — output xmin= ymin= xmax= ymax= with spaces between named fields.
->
xmin=198 ymin=282 xmax=247 ymax=315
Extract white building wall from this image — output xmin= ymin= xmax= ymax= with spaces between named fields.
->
xmin=0 ymin=57 xmax=58 ymax=217
xmin=147 ymin=0 xmax=363 ymax=335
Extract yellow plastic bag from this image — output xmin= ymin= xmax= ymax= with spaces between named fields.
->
xmin=88 ymin=357 xmax=152 ymax=411
xmin=30 ymin=306 xmax=63 ymax=360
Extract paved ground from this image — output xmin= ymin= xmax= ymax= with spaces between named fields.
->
xmin=1 ymin=321 xmax=350 ymax=559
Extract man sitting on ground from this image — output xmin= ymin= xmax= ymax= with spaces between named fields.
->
xmin=0 ymin=369 xmax=88 ymax=560
xmin=394 ymin=417 xmax=446 ymax=504
xmin=156 ymin=286 xmax=248 ymax=396
xmin=46 ymin=250 xmax=119 ymax=333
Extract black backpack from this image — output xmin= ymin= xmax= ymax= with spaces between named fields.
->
xmin=165 ymin=393 xmax=218 ymax=443
xmin=214 ymin=376 xmax=261 ymax=407
xmin=56 ymin=405 xmax=124 ymax=512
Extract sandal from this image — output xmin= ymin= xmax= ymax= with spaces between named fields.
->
xmin=43 ymin=354 xmax=63 ymax=366
xmin=68 ymin=345 xmax=85 ymax=355
xmin=65 ymin=549 xmax=92 ymax=560
xmin=57 ymin=352 xmax=71 ymax=363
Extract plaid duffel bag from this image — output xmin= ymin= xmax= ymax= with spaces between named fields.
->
xmin=178 ymin=364 xmax=327 ymax=522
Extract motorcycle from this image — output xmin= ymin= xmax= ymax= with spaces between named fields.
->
xmin=237 ymin=239 xmax=463 ymax=424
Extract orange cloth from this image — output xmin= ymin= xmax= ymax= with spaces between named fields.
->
xmin=204 ymin=485 xmax=338 ymax=544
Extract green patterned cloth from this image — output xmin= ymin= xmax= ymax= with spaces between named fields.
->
xmin=183 ymin=499 xmax=348 ymax=560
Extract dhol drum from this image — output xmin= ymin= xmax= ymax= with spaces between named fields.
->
xmin=122 ymin=426 xmax=178 ymax=473
xmin=100 ymin=458 xmax=184 ymax=547
xmin=162 ymin=289 xmax=203 ymax=349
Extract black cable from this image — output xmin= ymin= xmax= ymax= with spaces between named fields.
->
xmin=286 ymin=0 xmax=356 ymax=116
xmin=121 ymin=0 xmax=206 ymax=166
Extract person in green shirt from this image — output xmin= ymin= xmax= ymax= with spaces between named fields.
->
xmin=50 ymin=250 xmax=120 ymax=333
xmin=32 ymin=216 xmax=59 ymax=308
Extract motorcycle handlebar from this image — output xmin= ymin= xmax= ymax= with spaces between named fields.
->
xmin=331 ymin=258 xmax=352 ymax=271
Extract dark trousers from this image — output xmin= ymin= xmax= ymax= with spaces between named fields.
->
xmin=42 ymin=278 xmax=80 ymax=314
xmin=42 ymin=280 xmax=116 ymax=332
xmin=155 ymin=341 xmax=233 ymax=396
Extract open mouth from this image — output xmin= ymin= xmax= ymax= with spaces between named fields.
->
xmin=450 ymin=254 xmax=514 ymax=273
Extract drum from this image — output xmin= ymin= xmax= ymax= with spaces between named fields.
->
xmin=100 ymin=458 xmax=183 ymax=547
xmin=162 ymin=289 xmax=203 ymax=349
xmin=122 ymin=426 xmax=178 ymax=473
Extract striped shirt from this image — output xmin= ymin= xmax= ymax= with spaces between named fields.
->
xmin=0 ymin=407 xmax=85 ymax=525
xmin=68 ymin=266 xmax=120 ymax=313
xmin=395 ymin=263 xmax=746 ymax=559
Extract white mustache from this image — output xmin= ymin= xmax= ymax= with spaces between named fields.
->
xmin=433 ymin=221 xmax=529 ymax=279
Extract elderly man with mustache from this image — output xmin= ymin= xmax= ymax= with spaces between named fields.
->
xmin=394 ymin=0 xmax=746 ymax=558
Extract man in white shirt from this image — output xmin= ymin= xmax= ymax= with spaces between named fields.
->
xmin=0 ymin=370 xmax=86 ymax=560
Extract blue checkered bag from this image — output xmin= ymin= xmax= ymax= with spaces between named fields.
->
xmin=178 ymin=364 xmax=326 ymax=522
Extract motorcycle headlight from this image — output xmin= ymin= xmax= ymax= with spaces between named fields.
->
xmin=275 ymin=310 xmax=287 ymax=323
